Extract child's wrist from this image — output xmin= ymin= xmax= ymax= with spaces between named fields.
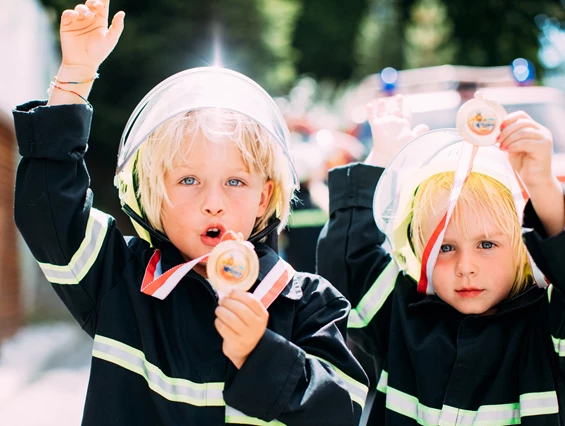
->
xmin=56 ymin=64 xmax=99 ymax=82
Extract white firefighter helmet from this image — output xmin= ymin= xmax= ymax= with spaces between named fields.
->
xmin=373 ymin=129 xmax=528 ymax=283
xmin=114 ymin=67 xmax=298 ymax=244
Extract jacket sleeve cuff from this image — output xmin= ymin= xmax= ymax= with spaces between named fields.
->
xmin=328 ymin=163 xmax=384 ymax=216
xmin=223 ymin=328 xmax=305 ymax=420
xmin=523 ymin=198 xmax=565 ymax=287
xmin=13 ymin=101 xmax=93 ymax=159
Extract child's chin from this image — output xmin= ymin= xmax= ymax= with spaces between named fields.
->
xmin=453 ymin=302 xmax=494 ymax=316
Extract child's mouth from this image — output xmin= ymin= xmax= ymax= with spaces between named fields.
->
xmin=201 ymin=225 xmax=226 ymax=247
xmin=456 ymin=289 xmax=484 ymax=299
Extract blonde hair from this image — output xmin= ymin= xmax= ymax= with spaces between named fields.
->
xmin=135 ymin=108 xmax=295 ymax=237
xmin=410 ymin=171 xmax=533 ymax=297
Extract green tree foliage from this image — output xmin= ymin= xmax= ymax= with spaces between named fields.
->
xmin=354 ymin=0 xmax=418 ymax=78
xmin=404 ymin=0 xmax=456 ymax=69
xmin=39 ymin=0 xmax=299 ymax=227
xmin=292 ymin=0 xmax=369 ymax=82
xmin=443 ymin=0 xmax=565 ymax=68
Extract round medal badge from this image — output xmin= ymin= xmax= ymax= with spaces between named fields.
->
xmin=207 ymin=232 xmax=259 ymax=294
xmin=456 ymin=92 xmax=507 ymax=146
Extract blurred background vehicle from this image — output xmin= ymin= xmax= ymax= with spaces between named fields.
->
xmin=345 ymin=61 xmax=565 ymax=182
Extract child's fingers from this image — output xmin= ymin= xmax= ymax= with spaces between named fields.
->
xmin=498 ymin=120 xmax=544 ymax=148
xmin=500 ymin=110 xmax=532 ymax=131
xmin=502 ymin=139 xmax=545 ymax=155
xmin=392 ymin=95 xmax=403 ymax=118
xmin=226 ymin=290 xmax=267 ymax=318
xmin=107 ymin=11 xmax=126 ymax=45
xmin=413 ymin=124 xmax=429 ymax=137
xmin=85 ymin=0 xmax=104 ymax=10
xmin=214 ymin=318 xmax=239 ymax=340
xmin=215 ymin=305 xmax=246 ymax=332
xmin=61 ymin=9 xmax=78 ymax=26
xmin=499 ymin=126 xmax=546 ymax=152
xmin=366 ymin=102 xmax=374 ymax=121
xmin=376 ymin=98 xmax=386 ymax=118
xmin=74 ymin=4 xmax=94 ymax=19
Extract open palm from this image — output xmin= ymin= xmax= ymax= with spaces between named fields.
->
xmin=60 ymin=0 xmax=124 ymax=70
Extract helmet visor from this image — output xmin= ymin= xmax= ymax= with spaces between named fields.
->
xmin=116 ymin=67 xmax=297 ymax=186
xmin=373 ymin=129 xmax=524 ymax=251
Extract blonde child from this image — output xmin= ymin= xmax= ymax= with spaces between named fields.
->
xmin=318 ymin=95 xmax=565 ymax=425
xmin=13 ymin=1 xmax=368 ymax=425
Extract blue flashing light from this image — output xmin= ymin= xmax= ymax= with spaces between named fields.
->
xmin=511 ymin=58 xmax=536 ymax=85
xmin=380 ymin=67 xmax=398 ymax=93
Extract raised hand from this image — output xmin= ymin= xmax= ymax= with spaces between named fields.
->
xmin=498 ymin=111 xmax=554 ymax=190
xmin=49 ymin=0 xmax=125 ymax=106
xmin=214 ymin=290 xmax=269 ymax=369
xmin=60 ymin=0 xmax=125 ymax=72
xmin=499 ymin=111 xmax=564 ymax=236
xmin=365 ymin=95 xmax=429 ymax=168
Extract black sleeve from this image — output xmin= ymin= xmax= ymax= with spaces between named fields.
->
xmin=316 ymin=163 xmax=396 ymax=367
xmin=223 ymin=275 xmax=369 ymax=426
xmin=13 ymin=101 xmax=135 ymax=337
xmin=523 ymin=194 xmax=565 ymax=379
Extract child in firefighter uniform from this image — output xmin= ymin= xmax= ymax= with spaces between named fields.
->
xmin=12 ymin=1 xmax=367 ymax=425
xmin=317 ymin=94 xmax=565 ymax=425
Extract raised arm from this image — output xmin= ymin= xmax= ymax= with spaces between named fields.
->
xmin=13 ymin=1 xmax=128 ymax=336
xmin=500 ymin=111 xmax=565 ymax=387
xmin=317 ymin=96 xmax=428 ymax=361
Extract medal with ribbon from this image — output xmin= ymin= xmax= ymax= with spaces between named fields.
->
xmin=140 ymin=230 xmax=295 ymax=308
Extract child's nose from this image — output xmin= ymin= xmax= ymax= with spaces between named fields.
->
xmin=455 ymin=252 xmax=477 ymax=277
xmin=202 ymin=188 xmax=225 ymax=216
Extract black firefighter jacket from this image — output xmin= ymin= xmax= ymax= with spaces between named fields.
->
xmin=317 ymin=162 xmax=565 ymax=425
xmin=13 ymin=101 xmax=368 ymax=426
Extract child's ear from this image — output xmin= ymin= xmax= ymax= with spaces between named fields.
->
xmin=257 ymin=180 xmax=275 ymax=218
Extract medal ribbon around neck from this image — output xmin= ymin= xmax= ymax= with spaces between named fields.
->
xmin=417 ymin=95 xmax=548 ymax=295
xmin=140 ymin=232 xmax=295 ymax=308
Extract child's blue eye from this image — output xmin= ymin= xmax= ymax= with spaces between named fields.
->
xmin=181 ymin=177 xmax=198 ymax=185
xmin=227 ymin=179 xmax=243 ymax=187
xmin=480 ymin=241 xmax=495 ymax=249
xmin=440 ymin=244 xmax=454 ymax=253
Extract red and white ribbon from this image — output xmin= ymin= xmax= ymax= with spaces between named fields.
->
xmin=418 ymin=143 xmax=478 ymax=294
xmin=140 ymin=250 xmax=295 ymax=308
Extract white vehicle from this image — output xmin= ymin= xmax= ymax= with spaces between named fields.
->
xmin=347 ymin=64 xmax=565 ymax=183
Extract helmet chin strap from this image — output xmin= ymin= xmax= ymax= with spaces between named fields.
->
xmin=122 ymin=204 xmax=280 ymax=251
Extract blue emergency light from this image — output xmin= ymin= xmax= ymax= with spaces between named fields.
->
xmin=511 ymin=58 xmax=536 ymax=85
xmin=380 ymin=67 xmax=398 ymax=94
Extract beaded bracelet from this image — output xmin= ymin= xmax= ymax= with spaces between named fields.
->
xmin=53 ymin=73 xmax=99 ymax=85
xmin=48 ymin=82 xmax=92 ymax=107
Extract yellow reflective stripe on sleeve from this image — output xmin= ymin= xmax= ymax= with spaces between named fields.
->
xmin=377 ymin=369 xmax=558 ymax=425
xmin=92 ymin=335 xmax=225 ymax=406
xmin=37 ymin=208 xmax=109 ymax=284
xmin=287 ymin=209 xmax=328 ymax=229
xmin=551 ymin=335 xmax=565 ymax=356
xmin=548 ymin=284 xmax=554 ymax=302
xmin=376 ymin=370 xmax=388 ymax=393
xmin=225 ymin=406 xmax=285 ymax=425
xmin=305 ymin=353 xmax=368 ymax=409
xmin=347 ymin=261 xmax=398 ymax=329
